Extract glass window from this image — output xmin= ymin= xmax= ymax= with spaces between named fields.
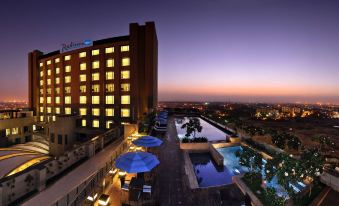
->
xmin=79 ymin=96 xmax=87 ymax=104
xmin=122 ymin=57 xmax=130 ymax=66
xmin=92 ymin=96 xmax=100 ymax=104
xmin=55 ymin=88 xmax=60 ymax=94
xmin=80 ymin=85 xmax=86 ymax=93
xmin=106 ymin=71 xmax=114 ymax=80
xmin=79 ymin=52 xmax=86 ymax=58
xmin=121 ymin=95 xmax=130 ymax=104
xmin=52 ymin=116 xmax=56 ymax=121
xmin=55 ymin=96 xmax=60 ymax=104
xmin=55 ymin=107 xmax=60 ymax=114
xmin=79 ymin=108 xmax=87 ymax=115
xmin=47 ymin=60 xmax=51 ymax=65
xmin=55 ymin=67 xmax=60 ymax=74
xmin=40 ymin=97 xmax=44 ymax=104
xmin=105 ymin=108 xmax=114 ymax=116
xmin=65 ymin=96 xmax=71 ymax=104
xmin=106 ymin=84 xmax=114 ymax=92
xmin=92 ymin=73 xmax=99 ymax=81
xmin=106 ymin=121 xmax=113 ymax=129
xmin=106 ymin=59 xmax=114 ymax=67
xmin=92 ymin=85 xmax=100 ymax=92
xmin=121 ymin=108 xmax=130 ymax=117
xmin=92 ymin=108 xmax=100 ymax=116
xmin=65 ymin=87 xmax=71 ymax=94
xmin=105 ymin=95 xmax=114 ymax=104
xmin=55 ymin=77 xmax=60 ymax=84
xmin=47 ymin=79 xmax=51 ymax=85
xmin=65 ymin=65 xmax=71 ymax=73
xmin=92 ymin=61 xmax=100 ymax=69
xmin=121 ymin=70 xmax=130 ymax=79
xmin=40 ymin=71 xmax=44 ymax=77
xmin=92 ymin=49 xmax=100 ymax=56
xmin=80 ymin=74 xmax=86 ymax=82
xmin=39 ymin=62 xmax=43 ymax=67
xmin=80 ymin=63 xmax=86 ymax=70
xmin=47 ymin=107 xmax=52 ymax=113
xmin=55 ymin=58 xmax=60 ymax=63
xmin=47 ymin=88 xmax=51 ymax=95
xmin=105 ymin=47 xmax=114 ymax=53
xmin=92 ymin=120 xmax=99 ymax=128
xmin=65 ymin=76 xmax=71 ymax=83
xmin=40 ymin=116 xmax=44 ymax=122
xmin=121 ymin=45 xmax=129 ymax=52
xmin=40 ymin=89 xmax=43 ymax=95
xmin=82 ymin=119 xmax=86 ymax=127
xmin=121 ymin=83 xmax=130 ymax=91
xmin=65 ymin=107 xmax=71 ymax=114
xmin=47 ymin=69 xmax=51 ymax=76
xmin=47 ymin=97 xmax=51 ymax=104
xmin=40 ymin=80 xmax=44 ymax=86
xmin=64 ymin=55 xmax=71 ymax=61
xmin=39 ymin=107 xmax=44 ymax=113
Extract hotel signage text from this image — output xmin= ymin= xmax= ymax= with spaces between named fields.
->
xmin=60 ymin=40 xmax=93 ymax=53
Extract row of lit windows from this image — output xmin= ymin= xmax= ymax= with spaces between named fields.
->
xmin=40 ymin=58 xmax=129 ymax=78
xmin=40 ymin=95 xmax=129 ymax=105
xmin=40 ymin=83 xmax=130 ymax=95
xmin=39 ymin=71 xmax=130 ymax=86
xmin=82 ymin=119 xmax=114 ymax=129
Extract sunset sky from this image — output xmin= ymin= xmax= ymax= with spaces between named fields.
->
xmin=0 ymin=0 xmax=338 ymax=103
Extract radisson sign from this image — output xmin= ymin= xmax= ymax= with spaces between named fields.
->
xmin=60 ymin=39 xmax=93 ymax=53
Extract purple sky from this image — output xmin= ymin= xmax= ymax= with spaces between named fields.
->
xmin=0 ymin=0 xmax=339 ymax=104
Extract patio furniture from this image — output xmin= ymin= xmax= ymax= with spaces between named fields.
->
xmin=122 ymin=180 xmax=130 ymax=191
xmin=98 ymin=194 xmax=110 ymax=206
xmin=142 ymin=185 xmax=152 ymax=198
xmin=132 ymin=136 xmax=163 ymax=148
xmin=130 ymin=177 xmax=144 ymax=190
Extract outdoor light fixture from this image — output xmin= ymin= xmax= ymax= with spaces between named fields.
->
xmin=86 ymin=193 xmax=98 ymax=202
xmin=109 ymin=169 xmax=117 ymax=175
xmin=98 ymin=194 xmax=110 ymax=206
xmin=118 ymin=171 xmax=126 ymax=177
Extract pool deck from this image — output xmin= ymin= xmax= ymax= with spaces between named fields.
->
xmin=153 ymin=117 xmax=245 ymax=206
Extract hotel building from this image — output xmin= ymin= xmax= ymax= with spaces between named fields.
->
xmin=28 ymin=22 xmax=157 ymax=135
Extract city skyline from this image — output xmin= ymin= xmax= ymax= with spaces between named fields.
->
xmin=1 ymin=0 xmax=339 ymax=104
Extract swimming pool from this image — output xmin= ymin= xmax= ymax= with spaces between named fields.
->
xmin=175 ymin=117 xmax=227 ymax=142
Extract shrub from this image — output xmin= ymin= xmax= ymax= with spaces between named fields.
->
xmin=181 ymin=137 xmax=190 ymax=143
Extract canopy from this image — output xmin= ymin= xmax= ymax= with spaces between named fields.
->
xmin=115 ymin=152 xmax=160 ymax=173
xmin=132 ymin=136 xmax=163 ymax=148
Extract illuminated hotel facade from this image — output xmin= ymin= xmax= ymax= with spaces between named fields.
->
xmin=28 ymin=22 xmax=157 ymax=132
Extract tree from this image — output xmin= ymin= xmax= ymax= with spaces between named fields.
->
xmin=312 ymin=135 xmax=336 ymax=152
xmin=286 ymin=134 xmax=301 ymax=151
xmin=300 ymin=148 xmax=324 ymax=197
xmin=181 ymin=117 xmax=202 ymax=138
xmin=236 ymin=147 xmax=262 ymax=184
xmin=271 ymin=133 xmax=286 ymax=149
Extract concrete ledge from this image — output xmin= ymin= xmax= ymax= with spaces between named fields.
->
xmin=180 ymin=142 xmax=209 ymax=151
xmin=183 ymin=151 xmax=199 ymax=189
xmin=233 ymin=175 xmax=263 ymax=206
xmin=209 ymin=144 xmax=223 ymax=166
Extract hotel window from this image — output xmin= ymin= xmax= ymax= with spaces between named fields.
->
xmin=92 ymin=108 xmax=100 ymax=116
xmin=121 ymin=70 xmax=130 ymax=79
xmin=55 ymin=96 xmax=60 ymax=104
xmin=92 ymin=61 xmax=100 ymax=69
xmin=55 ymin=58 xmax=60 ymax=63
xmin=105 ymin=108 xmax=114 ymax=116
xmin=92 ymin=120 xmax=99 ymax=128
xmin=121 ymin=83 xmax=130 ymax=92
xmin=52 ymin=116 xmax=56 ymax=121
xmin=106 ymin=84 xmax=114 ymax=92
xmin=106 ymin=59 xmax=114 ymax=67
xmin=92 ymin=84 xmax=100 ymax=92
xmin=40 ymin=97 xmax=44 ymax=104
xmin=47 ymin=88 xmax=51 ymax=95
xmin=121 ymin=95 xmax=130 ymax=104
xmin=55 ymin=88 xmax=60 ymax=94
xmin=40 ymin=89 xmax=43 ymax=95
xmin=65 ymin=76 xmax=71 ymax=83
xmin=64 ymin=55 xmax=71 ymax=61
xmin=92 ymin=49 xmax=100 ymax=56
xmin=65 ymin=107 xmax=71 ymax=115
xmin=79 ymin=96 xmax=87 ymax=104
xmin=55 ymin=67 xmax=60 ymax=74
xmin=105 ymin=95 xmax=114 ymax=104
xmin=80 ymin=74 xmax=86 ymax=82
xmin=47 ymin=97 xmax=51 ymax=104
xmin=40 ymin=116 xmax=44 ymax=122
xmin=65 ymin=96 xmax=71 ymax=104
xmin=40 ymin=71 xmax=44 ymax=77
xmin=40 ymin=80 xmax=44 ymax=86
xmin=65 ymin=65 xmax=71 ymax=73
xmin=106 ymin=71 xmax=114 ymax=80
xmin=79 ymin=108 xmax=87 ymax=115
xmin=92 ymin=96 xmax=100 ymax=104
xmin=47 ymin=107 xmax=52 ymax=113
xmin=81 ymin=119 xmax=86 ymax=127
xmin=47 ymin=69 xmax=51 ymax=76
xmin=80 ymin=63 xmax=86 ymax=70
xmin=47 ymin=60 xmax=51 ymax=65
xmin=80 ymin=85 xmax=86 ymax=93
xmin=106 ymin=121 xmax=113 ymax=129
xmin=55 ymin=77 xmax=60 ymax=84
xmin=79 ymin=52 xmax=86 ymax=58
xmin=55 ymin=107 xmax=60 ymax=114
xmin=39 ymin=62 xmax=43 ymax=67
xmin=121 ymin=108 xmax=130 ymax=117
xmin=47 ymin=79 xmax=51 ymax=85
xmin=65 ymin=87 xmax=71 ymax=94
xmin=122 ymin=57 xmax=130 ymax=66
xmin=39 ymin=107 xmax=44 ymax=113
xmin=105 ymin=47 xmax=114 ymax=53
xmin=92 ymin=73 xmax=99 ymax=81
xmin=121 ymin=45 xmax=129 ymax=52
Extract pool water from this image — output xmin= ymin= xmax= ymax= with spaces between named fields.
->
xmin=175 ymin=117 xmax=227 ymax=142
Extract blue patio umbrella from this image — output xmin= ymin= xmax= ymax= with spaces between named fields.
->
xmin=115 ymin=152 xmax=160 ymax=173
xmin=132 ymin=136 xmax=163 ymax=148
